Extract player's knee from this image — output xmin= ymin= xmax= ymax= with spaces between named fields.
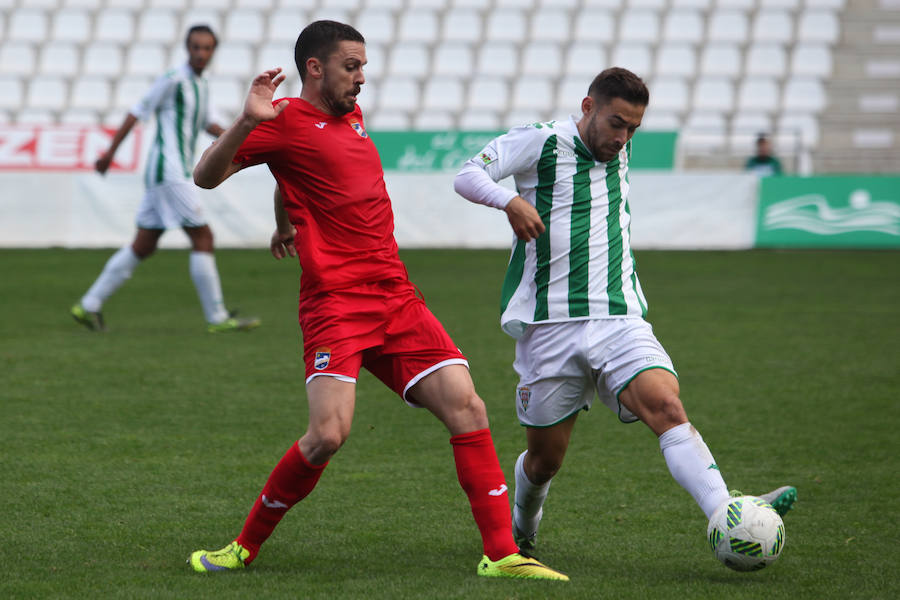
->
xmin=528 ymin=455 xmax=563 ymax=484
xmin=303 ymin=430 xmax=347 ymax=462
xmin=654 ymin=393 xmax=688 ymax=428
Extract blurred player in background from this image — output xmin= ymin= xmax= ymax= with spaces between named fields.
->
xmin=70 ymin=25 xmax=259 ymax=333
xmin=454 ymin=67 xmax=797 ymax=560
xmin=745 ymin=133 xmax=783 ymax=177
xmin=185 ymin=20 xmax=568 ymax=581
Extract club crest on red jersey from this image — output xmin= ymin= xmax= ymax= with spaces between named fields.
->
xmin=517 ymin=386 xmax=531 ymax=412
xmin=314 ymin=347 xmax=332 ymax=370
xmin=348 ymin=118 xmax=367 ymax=138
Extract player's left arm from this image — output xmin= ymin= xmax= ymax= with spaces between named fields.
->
xmin=270 ymin=186 xmax=297 ymax=260
xmin=206 ymin=123 xmax=226 ymax=137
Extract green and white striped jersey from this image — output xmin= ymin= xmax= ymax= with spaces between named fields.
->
xmin=130 ymin=64 xmax=214 ymax=188
xmin=470 ymin=116 xmax=647 ymax=338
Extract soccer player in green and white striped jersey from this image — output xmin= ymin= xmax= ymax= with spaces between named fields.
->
xmin=71 ymin=25 xmax=259 ymax=333
xmin=455 ymin=68 xmax=796 ymax=561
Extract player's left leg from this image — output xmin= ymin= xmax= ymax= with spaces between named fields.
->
xmin=409 ymin=365 xmax=568 ymax=580
xmin=618 ymin=368 xmax=730 ymax=519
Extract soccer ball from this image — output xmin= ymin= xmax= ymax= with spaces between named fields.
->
xmin=707 ymin=495 xmax=785 ymax=571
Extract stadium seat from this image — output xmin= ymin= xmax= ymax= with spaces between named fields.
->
xmin=630 ymin=0 xmax=668 ymax=8
xmin=496 ymin=0 xmax=537 ymax=8
xmin=505 ymin=108 xmax=548 ymax=128
xmin=655 ymin=44 xmax=698 ymax=78
xmin=467 ymin=77 xmax=509 ymax=111
xmin=797 ymin=10 xmax=841 ymax=44
xmin=619 ymin=10 xmax=661 ymax=44
xmin=572 ymin=9 xmax=615 ymax=43
xmin=485 ymin=9 xmax=528 ymax=42
xmin=736 ymin=77 xmax=781 ymax=113
xmin=441 ymin=9 xmax=483 ymax=43
xmin=363 ymin=43 xmax=386 ymax=80
xmin=357 ymin=82 xmax=377 ymax=113
xmin=211 ymin=44 xmax=255 ymax=79
xmin=433 ymin=43 xmax=475 ymax=77
xmin=138 ymin=9 xmax=179 ymax=44
xmin=611 ymin=44 xmax=653 ymax=79
xmin=521 ymin=42 xmax=563 ymax=77
xmin=51 ymin=9 xmax=92 ymax=44
xmin=413 ymin=111 xmax=456 ymax=131
xmin=268 ymin=10 xmax=307 ymax=44
xmin=224 ymin=9 xmax=266 ymax=44
xmin=366 ymin=0 xmax=406 ymax=9
xmin=387 ymin=42 xmax=430 ymax=79
xmin=640 ymin=109 xmax=682 ymax=131
xmin=537 ymin=0 xmax=581 ymax=8
xmin=26 ymin=77 xmax=69 ymax=112
xmin=699 ymin=44 xmax=743 ymax=79
xmin=790 ymin=44 xmax=833 ymax=77
xmin=208 ymin=76 xmax=244 ymax=117
xmin=751 ymin=10 xmax=795 ymax=44
xmin=368 ymin=109 xmax=411 ymax=130
xmin=106 ymin=0 xmax=148 ymax=7
xmin=716 ymin=0 xmax=756 ymax=9
xmin=125 ymin=43 xmax=167 ymax=77
xmin=744 ymin=44 xmax=788 ymax=78
xmin=0 ymin=75 xmax=25 ymax=111
xmin=662 ymin=10 xmax=705 ymax=44
xmin=377 ymin=77 xmax=420 ymax=112
xmin=39 ymin=42 xmax=80 ymax=77
xmin=397 ymin=9 xmax=439 ymax=43
xmin=511 ymin=77 xmax=555 ymax=112
xmin=321 ymin=0 xmax=364 ymax=9
xmin=113 ymin=77 xmax=152 ymax=111
xmin=82 ymin=43 xmax=124 ymax=78
xmin=529 ymin=8 xmax=571 ymax=43
xmin=670 ymin=0 xmax=712 ymax=9
xmin=681 ymin=111 xmax=728 ymax=150
xmin=555 ymin=75 xmax=589 ymax=116
xmin=70 ymin=77 xmax=112 ymax=111
xmin=691 ymin=78 xmax=736 ymax=112
xmin=256 ymin=43 xmax=296 ymax=76
xmin=355 ymin=10 xmax=396 ymax=45
xmin=777 ymin=111 xmax=821 ymax=146
xmin=782 ymin=78 xmax=827 ymax=112
xmin=94 ymin=10 xmax=135 ymax=44
xmin=16 ymin=108 xmax=57 ymax=125
xmin=706 ymin=10 xmax=750 ymax=45
xmin=458 ymin=109 xmax=501 ymax=130
xmin=180 ymin=10 xmax=223 ymax=36
xmin=731 ymin=111 xmax=774 ymax=137
xmin=60 ymin=108 xmax=100 ymax=125
xmin=422 ymin=78 xmax=465 ymax=111
xmin=0 ymin=43 xmax=37 ymax=77
xmin=8 ymin=9 xmax=48 ymax=43
xmin=564 ymin=43 xmax=608 ymax=78
xmin=476 ymin=42 xmax=519 ymax=78
xmin=647 ymin=77 xmax=691 ymax=113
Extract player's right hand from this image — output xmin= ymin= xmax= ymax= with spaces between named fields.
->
xmin=244 ymin=69 xmax=290 ymax=124
xmin=504 ymin=195 xmax=545 ymax=241
xmin=95 ymin=152 xmax=112 ymax=175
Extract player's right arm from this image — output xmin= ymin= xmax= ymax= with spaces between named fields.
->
xmin=194 ymin=68 xmax=289 ymax=189
xmin=94 ymin=113 xmax=138 ymax=175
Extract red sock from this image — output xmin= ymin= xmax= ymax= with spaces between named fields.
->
xmin=450 ymin=428 xmax=520 ymax=561
xmin=235 ymin=443 xmax=327 ymax=564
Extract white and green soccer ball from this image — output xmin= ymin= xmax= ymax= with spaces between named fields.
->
xmin=707 ymin=495 xmax=785 ymax=571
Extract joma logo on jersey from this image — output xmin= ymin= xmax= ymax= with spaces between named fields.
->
xmin=314 ymin=347 xmax=332 ymax=370
xmin=517 ymin=386 xmax=531 ymax=411
xmin=348 ymin=119 xmax=367 ymax=138
xmin=553 ymin=148 xmax=575 ymax=158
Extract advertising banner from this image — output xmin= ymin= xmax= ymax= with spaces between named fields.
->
xmin=0 ymin=126 xmax=141 ymax=171
xmin=369 ymin=130 xmax=677 ymax=172
xmin=756 ymin=176 xmax=900 ymax=248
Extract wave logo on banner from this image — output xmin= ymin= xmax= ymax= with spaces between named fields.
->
xmin=763 ymin=190 xmax=900 ymax=236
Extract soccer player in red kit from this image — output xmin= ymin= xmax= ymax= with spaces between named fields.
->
xmin=187 ymin=20 xmax=568 ymax=581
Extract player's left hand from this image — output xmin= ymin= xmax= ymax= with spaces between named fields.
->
xmin=270 ymin=227 xmax=297 ymax=259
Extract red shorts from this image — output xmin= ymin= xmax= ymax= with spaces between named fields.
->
xmin=299 ymin=278 xmax=468 ymax=402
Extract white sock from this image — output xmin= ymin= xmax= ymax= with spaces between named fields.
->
xmin=659 ymin=422 xmax=730 ymax=519
xmin=189 ymin=251 xmax=229 ymax=324
xmin=81 ymin=245 xmax=141 ymax=312
xmin=513 ymin=450 xmax=552 ymax=537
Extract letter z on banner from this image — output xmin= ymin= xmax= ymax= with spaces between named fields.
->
xmin=0 ymin=125 xmax=141 ymax=171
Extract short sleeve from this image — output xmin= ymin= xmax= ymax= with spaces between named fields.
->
xmin=129 ymin=73 xmax=174 ymax=121
xmin=472 ymin=125 xmax=544 ymax=182
xmin=233 ymin=101 xmax=290 ymax=167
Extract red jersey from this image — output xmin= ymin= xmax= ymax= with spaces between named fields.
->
xmin=234 ymin=98 xmax=408 ymax=296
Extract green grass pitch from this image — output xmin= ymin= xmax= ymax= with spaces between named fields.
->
xmin=1 ymin=248 xmax=897 ymax=599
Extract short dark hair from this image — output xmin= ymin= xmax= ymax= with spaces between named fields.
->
xmin=294 ymin=20 xmax=366 ymax=82
xmin=587 ymin=67 xmax=649 ymax=108
xmin=185 ymin=24 xmax=218 ymax=48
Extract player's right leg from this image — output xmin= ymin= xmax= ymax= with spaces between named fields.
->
xmin=72 ymin=229 xmax=161 ymax=331
xmin=189 ymin=376 xmax=355 ymax=573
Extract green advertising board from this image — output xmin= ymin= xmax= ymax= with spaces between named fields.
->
xmin=756 ymin=176 xmax=900 ymax=248
xmin=368 ymin=130 xmax=677 ymax=172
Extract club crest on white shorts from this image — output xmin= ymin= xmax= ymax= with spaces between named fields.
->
xmin=517 ymin=385 xmax=531 ymax=412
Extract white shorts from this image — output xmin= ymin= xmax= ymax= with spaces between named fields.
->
xmin=135 ymin=181 xmax=207 ymax=230
xmin=512 ymin=318 xmax=676 ymax=426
